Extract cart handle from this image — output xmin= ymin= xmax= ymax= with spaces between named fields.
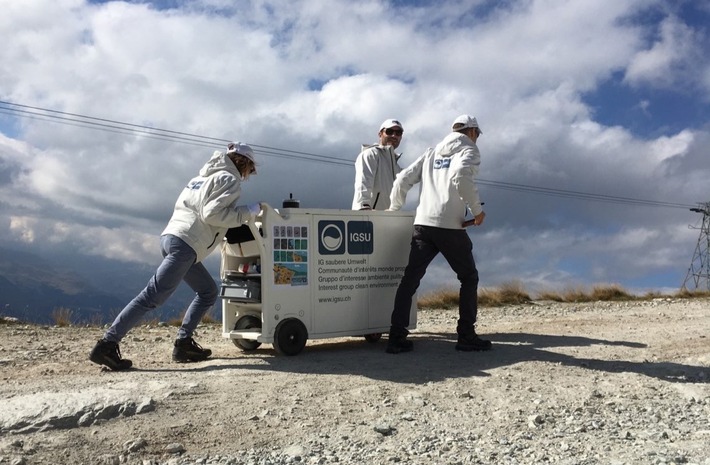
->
xmin=250 ymin=202 xmax=279 ymax=225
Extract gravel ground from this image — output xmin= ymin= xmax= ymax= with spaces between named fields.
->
xmin=0 ymin=298 xmax=709 ymax=465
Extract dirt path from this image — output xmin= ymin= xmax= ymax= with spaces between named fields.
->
xmin=1 ymin=298 xmax=709 ymax=464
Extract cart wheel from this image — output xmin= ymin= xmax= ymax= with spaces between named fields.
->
xmin=273 ymin=318 xmax=308 ymax=356
xmin=232 ymin=315 xmax=262 ymax=351
xmin=364 ymin=333 xmax=382 ymax=343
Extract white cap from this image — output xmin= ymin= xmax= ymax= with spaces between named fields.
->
xmin=226 ymin=142 xmax=256 ymax=164
xmin=379 ymin=119 xmax=403 ymax=131
xmin=451 ymin=114 xmax=482 ymax=134
xmin=226 ymin=142 xmax=256 ymax=173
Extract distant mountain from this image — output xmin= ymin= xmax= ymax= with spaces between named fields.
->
xmin=0 ymin=247 xmax=123 ymax=324
xmin=0 ymin=247 xmax=202 ymax=325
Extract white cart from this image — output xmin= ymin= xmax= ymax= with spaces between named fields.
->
xmin=220 ymin=204 xmax=417 ymax=355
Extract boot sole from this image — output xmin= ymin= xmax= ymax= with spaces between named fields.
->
xmin=172 ymin=357 xmax=210 ymax=363
xmin=455 ymin=344 xmax=492 ymax=352
xmin=89 ymin=354 xmax=132 ymax=371
xmin=172 ymin=351 xmax=212 ymax=363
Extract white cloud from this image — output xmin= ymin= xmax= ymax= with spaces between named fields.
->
xmin=0 ymin=0 xmax=708 ymax=294
xmin=8 ymin=214 xmax=159 ymax=263
xmin=624 ymin=15 xmax=703 ymax=90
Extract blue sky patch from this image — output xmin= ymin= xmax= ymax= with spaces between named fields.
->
xmin=583 ymin=72 xmax=710 ymax=138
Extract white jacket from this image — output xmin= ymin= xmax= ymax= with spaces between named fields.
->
xmin=352 ymin=144 xmax=402 ymax=210
xmin=390 ymin=132 xmax=482 ymax=229
xmin=162 ymin=151 xmax=253 ymax=263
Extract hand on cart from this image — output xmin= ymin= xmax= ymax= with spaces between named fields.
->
xmin=462 ymin=211 xmax=486 ymax=227
xmin=247 ymin=202 xmax=264 ymax=217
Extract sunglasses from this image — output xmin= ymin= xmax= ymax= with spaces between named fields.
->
xmin=384 ymin=128 xmax=403 ymax=136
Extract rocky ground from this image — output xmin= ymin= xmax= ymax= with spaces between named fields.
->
xmin=0 ymin=298 xmax=709 ymax=465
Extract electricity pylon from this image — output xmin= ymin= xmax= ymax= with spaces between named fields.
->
xmin=681 ymin=202 xmax=710 ymax=291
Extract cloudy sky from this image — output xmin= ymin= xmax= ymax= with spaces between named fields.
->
xmin=1 ymin=0 xmax=709 ymax=297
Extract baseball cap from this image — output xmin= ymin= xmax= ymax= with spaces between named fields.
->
xmin=379 ymin=119 xmax=403 ymax=131
xmin=226 ymin=142 xmax=257 ymax=173
xmin=226 ymin=142 xmax=256 ymax=163
xmin=451 ymin=114 xmax=482 ymax=134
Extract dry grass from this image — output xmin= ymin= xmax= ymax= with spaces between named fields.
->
xmin=677 ymin=288 xmax=710 ymax=299
xmin=88 ymin=312 xmax=106 ymax=327
xmin=536 ymin=284 xmax=635 ymax=303
xmin=417 ymin=286 xmax=460 ymax=309
xmin=165 ymin=310 xmax=220 ymax=327
xmin=479 ymin=280 xmax=532 ymax=306
xmin=535 ymin=290 xmax=566 ymax=302
xmin=590 ymin=284 xmax=634 ymax=301
xmin=639 ymin=290 xmax=666 ymax=300
xmin=418 ymin=282 xmax=710 ymax=308
xmin=419 ymin=280 xmax=532 ymax=308
xmin=51 ymin=307 xmax=74 ymax=327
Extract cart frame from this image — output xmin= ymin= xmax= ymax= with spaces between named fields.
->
xmin=220 ymin=204 xmax=417 ymax=355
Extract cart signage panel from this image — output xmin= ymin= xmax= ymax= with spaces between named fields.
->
xmin=318 ymin=220 xmax=373 ymax=255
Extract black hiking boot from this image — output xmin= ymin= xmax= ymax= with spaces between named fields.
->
xmin=89 ymin=339 xmax=133 ymax=371
xmin=385 ymin=329 xmax=413 ymax=354
xmin=455 ymin=332 xmax=492 ymax=352
xmin=172 ymin=337 xmax=212 ymax=362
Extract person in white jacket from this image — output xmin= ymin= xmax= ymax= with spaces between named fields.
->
xmin=90 ymin=142 xmax=261 ymax=371
xmin=386 ymin=115 xmax=491 ymax=354
xmin=351 ymin=119 xmax=404 ymax=210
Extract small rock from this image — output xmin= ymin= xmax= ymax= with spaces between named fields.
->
xmin=374 ymin=424 xmax=394 ymax=436
xmin=165 ymin=443 xmax=185 ymax=454
xmin=527 ymin=415 xmax=544 ymax=428
xmin=136 ymin=398 xmax=155 ymax=414
xmin=97 ymin=455 xmax=120 ymax=465
xmin=283 ymin=444 xmax=305 ymax=457
xmin=124 ymin=437 xmax=148 ymax=453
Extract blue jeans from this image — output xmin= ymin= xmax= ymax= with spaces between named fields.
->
xmin=104 ymin=234 xmax=218 ymax=342
xmin=390 ymin=225 xmax=479 ymax=336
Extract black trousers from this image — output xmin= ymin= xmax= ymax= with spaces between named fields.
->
xmin=390 ymin=225 xmax=479 ymax=335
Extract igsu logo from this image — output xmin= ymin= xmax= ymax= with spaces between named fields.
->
xmin=433 ymin=158 xmax=451 ymax=169
xmin=347 ymin=221 xmax=373 ymax=254
xmin=318 ymin=220 xmax=374 ymax=255
xmin=318 ymin=221 xmax=345 ymax=254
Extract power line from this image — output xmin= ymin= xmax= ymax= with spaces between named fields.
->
xmin=0 ymin=100 xmax=697 ymax=210
xmin=476 ymin=179 xmax=694 ymax=209
xmin=0 ymin=100 xmax=353 ymax=167
xmin=0 ymin=108 xmax=222 ymax=150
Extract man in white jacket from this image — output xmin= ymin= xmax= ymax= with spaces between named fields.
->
xmin=352 ymin=119 xmax=404 ymax=210
xmin=386 ymin=115 xmax=491 ymax=354
xmin=89 ymin=142 xmax=261 ymax=370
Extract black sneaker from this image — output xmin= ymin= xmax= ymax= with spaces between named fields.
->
xmin=89 ymin=339 xmax=133 ymax=371
xmin=386 ymin=333 xmax=413 ymax=354
xmin=455 ymin=333 xmax=492 ymax=352
xmin=172 ymin=337 xmax=212 ymax=362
